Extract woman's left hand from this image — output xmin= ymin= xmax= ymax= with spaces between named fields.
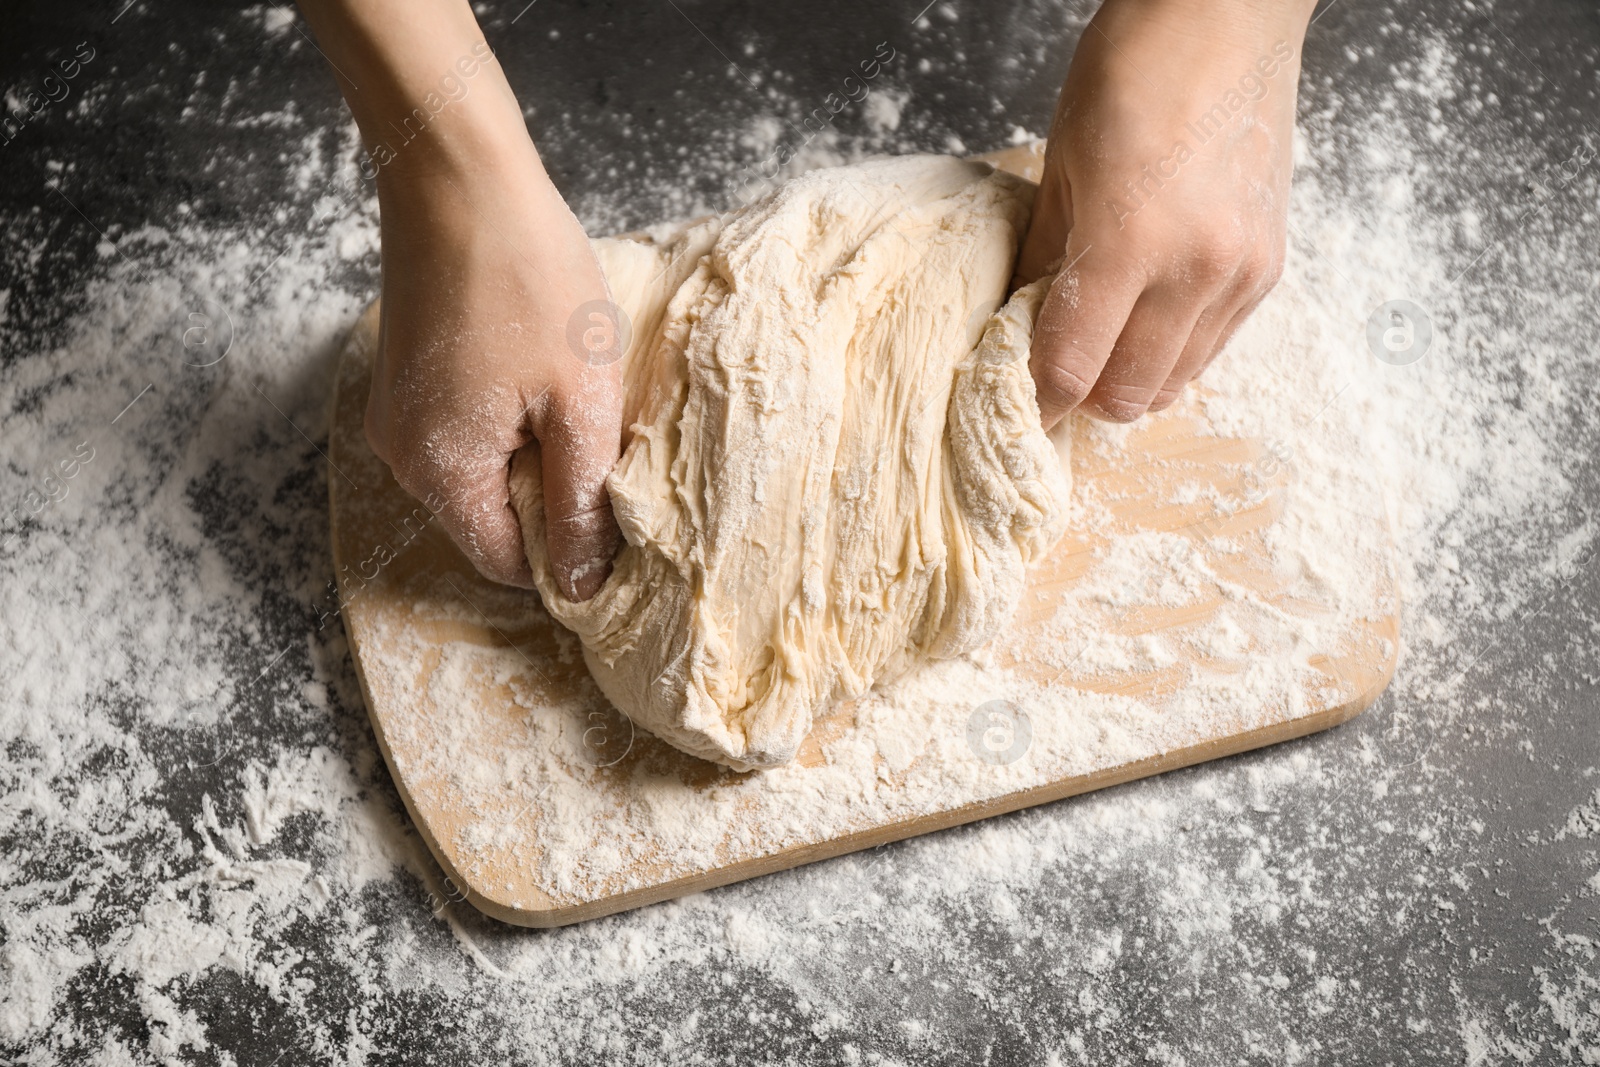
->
xmin=1017 ymin=0 xmax=1315 ymax=428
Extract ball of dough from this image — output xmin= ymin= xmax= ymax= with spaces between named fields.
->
xmin=511 ymin=155 xmax=1070 ymax=770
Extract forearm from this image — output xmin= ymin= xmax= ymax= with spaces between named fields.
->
xmin=295 ymin=0 xmax=536 ymax=185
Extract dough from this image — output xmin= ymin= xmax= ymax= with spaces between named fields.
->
xmin=511 ymin=155 xmax=1070 ymax=770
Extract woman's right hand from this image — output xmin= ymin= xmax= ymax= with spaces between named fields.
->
xmin=367 ymin=134 xmax=623 ymax=599
xmin=295 ymin=0 xmax=624 ymax=599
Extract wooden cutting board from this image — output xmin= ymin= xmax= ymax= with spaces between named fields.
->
xmin=328 ymin=145 xmax=1399 ymax=927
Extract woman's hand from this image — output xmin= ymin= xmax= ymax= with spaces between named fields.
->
xmin=297 ymin=0 xmax=622 ymax=598
xmin=368 ymin=140 xmax=622 ymax=599
xmin=1017 ymin=0 xmax=1315 ymax=428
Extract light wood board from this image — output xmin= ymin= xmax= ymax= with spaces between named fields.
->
xmin=328 ymin=144 xmax=1400 ymax=927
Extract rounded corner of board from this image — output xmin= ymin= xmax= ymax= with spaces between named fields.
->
xmin=462 ymin=892 xmax=567 ymax=929
xmin=1324 ymin=640 xmax=1402 ymax=731
xmin=461 ymin=887 xmax=620 ymax=930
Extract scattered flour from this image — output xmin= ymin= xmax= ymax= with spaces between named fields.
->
xmin=1 ymin=5 xmax=1598 ymax=1065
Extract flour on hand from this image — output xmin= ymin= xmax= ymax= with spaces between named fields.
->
xmin=511 ymin=155 xmax=1070 ymax=769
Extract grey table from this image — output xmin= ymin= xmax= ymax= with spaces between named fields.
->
xmin=1 ymin=1 xmax=1597 ymax=1063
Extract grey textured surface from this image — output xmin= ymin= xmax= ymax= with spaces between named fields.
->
xmin=1 ymin=1 xmax=1597 ymax=1064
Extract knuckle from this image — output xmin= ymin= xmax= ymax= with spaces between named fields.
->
xmin=1192 ymin=245 xmax=1244 ymax=286
xmin=1236 ymin=244 xmax=1272 ymax=282
xmin=1054 ymin=235 xmax=1138 ymax=285
xmin=381 ymin=427 xmax=427 ymax=476
xmin=547 ymin=497 xmax=615 ymax=542
xmin=1182 ymin=225 xmax=1249 ymax=286
xmin=1148 ymin=384 xmax=1185 ymax=412
xmin=1087 ymin=382 xmax=1153 ymax=424
xmin=1033 ymin=358 xmax=1096 ymax=410
xmin=1090 ymin=396 xmax=1148 ymax=423
xmin=1087 ymin=249 xmax=1147 ymax=288
xmin=467 ymin=540 xmax=523 ymax=581
xmin=539 ymin=378 xmax=623 ymax=437
xmin=1073 ymin=248 xmax=1149 ymax=297
xmin=385 ymin=433 xmax=466 ymax=505
xmin=1257 ymin=245 xmax=1286 ymax=290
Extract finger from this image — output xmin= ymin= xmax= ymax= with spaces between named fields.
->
xmin=1012 ymin=164 xmax=1073 ymax=288
xmin=1211 ymin=298 xmax=1259 ymax=364
xmin=1147 ymin=297 xmax=1239 ymax=413
xmin=535 ymin=394 xmax=623 ymax=602
xmin=1151 ymin=285 xmax=1270 ymax=412
xmin=1029 ymin=248 xmax=1144 ymax=430
xmin=1153 ymin=230 xmax=1287 ymax=410
xmin=422 ymin=463 xmax=538 ymax=590
xmin=367 ymin=378 xmax=537 ymax=587
xmin=1080 ymin=292 xmax=1204 ymax=423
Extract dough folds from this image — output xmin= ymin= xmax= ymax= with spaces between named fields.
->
xmin=511 ymin=155 xmax=1070 ymax=770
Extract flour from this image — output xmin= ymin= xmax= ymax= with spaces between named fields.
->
xmin=3 ymin=6 xmax=1600 ymax=1064
xmin=1560 ymin=788 xmax=1600 ymax=840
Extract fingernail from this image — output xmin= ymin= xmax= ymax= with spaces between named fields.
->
xmin=561 ymin=556 xmax=613 ymax=602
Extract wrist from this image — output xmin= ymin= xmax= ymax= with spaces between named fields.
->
xmin=1069 ymin=0 xmax=1312 ymax=135
xmin=362 ymin=90 xmax=542 ymax=194
xmin=370 ymin=119 xmax=579 ymax=263
xmin=353 ymin=55 xmax=542 ymax=191
xmin=1093 ymin=0 xmax=1314 ymax=58
xmin=297 ymin=0 xmax=542 ymax=188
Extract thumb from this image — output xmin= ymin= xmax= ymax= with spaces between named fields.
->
xmin=1013 ymin=157 xmax=1074 ymax=288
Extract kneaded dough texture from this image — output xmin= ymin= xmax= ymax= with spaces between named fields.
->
xmin=512 ymin=155 xmax=1070 ymax=770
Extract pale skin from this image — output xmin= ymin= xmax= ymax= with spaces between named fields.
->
xmin=1016 ymin=0 xmax=1317 ymax=427
xmin=297 ymin=0 xmax=1316 ymax=598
